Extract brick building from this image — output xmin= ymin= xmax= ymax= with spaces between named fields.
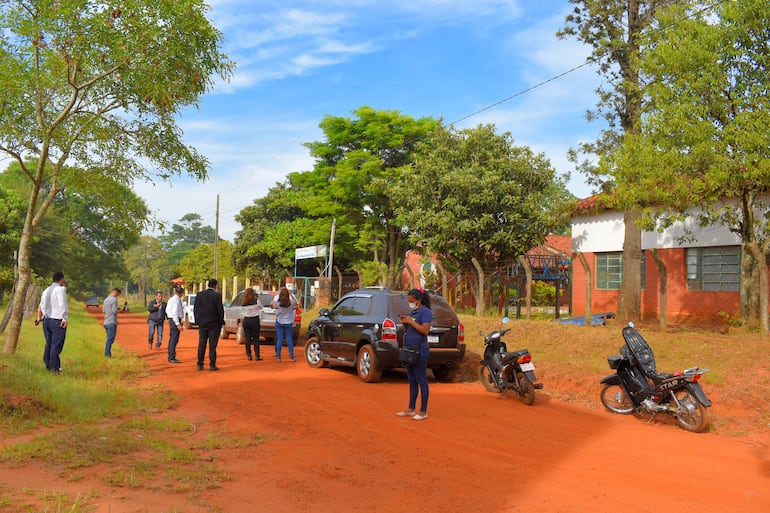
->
xmin=571 ymin=196 xmax=754 ymax=323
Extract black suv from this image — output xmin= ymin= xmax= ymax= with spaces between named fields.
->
xmin=304 ymin=288 xmax=465 ymax=383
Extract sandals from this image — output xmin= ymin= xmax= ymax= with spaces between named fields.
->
xmin=395 ymin=410 xmax=415 ymax=417
xmin=412 ymin=413 xmax=428 ymax=421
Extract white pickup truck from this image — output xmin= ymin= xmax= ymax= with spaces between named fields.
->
xmin=182 ymin=294 xmax=197 ymax=329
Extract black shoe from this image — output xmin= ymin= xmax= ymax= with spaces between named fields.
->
xmin=197 ymin=363 xmax=204 ymax=371
xmin=209 ymin=366 xmax=219 ymax=371
xmin=247 ymin=355 xmax=253 ymax=361
xmin=168 ymin=359 xmax=182 ymax=364
xmin=255 ymin=357 xmax=263 ymax=361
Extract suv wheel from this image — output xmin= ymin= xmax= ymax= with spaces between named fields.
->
xmin=432 ymin=366 xmax=458 ymax=382
xmin=357 ymin=344 xmax=382 ymax=383
xmin=304 ymin=337 xmax=328 ymax=368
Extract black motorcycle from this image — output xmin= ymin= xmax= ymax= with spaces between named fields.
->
xmin=478 ymin=317 xmax=543 ymax=405
xmin=600 ymin=323 xmax=712 ymax=432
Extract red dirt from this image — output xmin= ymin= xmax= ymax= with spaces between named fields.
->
xmin=3 ymin=309 xmax=770 ymax=513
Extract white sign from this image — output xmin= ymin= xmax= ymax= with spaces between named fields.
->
xmin=295 ymin=245 xmax=327 ymax=260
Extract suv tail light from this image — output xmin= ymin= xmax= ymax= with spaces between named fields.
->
xmin=458 ymin=322 xmax=465 ymax=344
xmin=294 ymin=308 xmax=302 ymax=324
xmin=382 ymin=318 xmax=397 ymax=342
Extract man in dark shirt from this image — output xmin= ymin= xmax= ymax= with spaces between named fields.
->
xmin=147 ymin=291 xmax=167 ymax=350
xmin=193 ymin=279 xmax=225 ymax=371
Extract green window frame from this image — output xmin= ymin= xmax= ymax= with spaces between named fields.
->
xmin=686 ymin=246 xmax=740 ymax=291
xmin=595 ymin=251 xmax=646 ymax=290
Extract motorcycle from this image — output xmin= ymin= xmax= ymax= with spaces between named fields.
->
xmin=600 ymin=322 xmax=712 ymax=433
xmin=478 ymin=317 xmax=543 ymax=405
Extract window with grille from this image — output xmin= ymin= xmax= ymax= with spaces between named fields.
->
xmin=595 ymin=251 xmax=646 ymax=290
xmin=686 ymin=246 xmax=740 ymax=291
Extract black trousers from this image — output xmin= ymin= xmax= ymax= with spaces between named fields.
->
xmin=242 ymin=316 xmax=261 ymax=358
xmin=197 ymin=325 xmax=220 ymax=367
xmin=167 ymin=320 xmax=180 ymax=360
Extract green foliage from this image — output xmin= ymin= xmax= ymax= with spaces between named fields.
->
xmin=177 ymin=239 xmax=235 ymax=284
xmin=159 ymin=213 xmax=217 ymax=265
xmin=0 ymin=0 xmax=233 ymax=352
xmin=605 ymin=0 xmax=770 ymax=324
xmin=1 ymin=161 xmax=145 ymax=294
xmin=396 ymin=124 xmax=572 ymax=270
xmin=234 ymin=107 xmax=438 ymax=283
xmin=123 ymin=236 xmax=169 ymax=297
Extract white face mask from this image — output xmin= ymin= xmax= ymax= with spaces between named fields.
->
xmin=408 ymin=302 xmax=418 ymax=310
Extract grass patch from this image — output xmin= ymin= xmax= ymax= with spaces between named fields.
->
xmin=0 ymin=301 xmax=271 ymax=512
xmin=0 ymin=300 xmax=171 ymax=433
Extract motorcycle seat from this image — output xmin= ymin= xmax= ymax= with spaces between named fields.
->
xmin=502 ymin=348 xmax=529 ymax=364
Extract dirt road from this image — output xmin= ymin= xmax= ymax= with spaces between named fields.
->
xmin=7 ymin=310 xmax=770 ymax=512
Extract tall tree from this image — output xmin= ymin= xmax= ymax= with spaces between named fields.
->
xmin=395 ymin=124 xmax=573 ymax=315
xmin=0 ymin=1 xmax=233 ymax=353
xmin=558 ymin=0 xmax=680 ymax=323
xmin=123 ymin=236 xmax=167 ymax=301
xmin=304 ymin=106 xmax=438 ymax=285
xmin=160 ymin=213 xmax=217 ymax=265
xmin=234 ymin=107 xmax=437 ymax=285
xmin=607 ymin=0 xmax=770 ymax=330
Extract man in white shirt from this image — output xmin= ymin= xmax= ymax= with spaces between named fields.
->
xmin=40 ymin=271 xmax=67 ymax=373
xmin=165 ymin=286 xmax=185 ymax=364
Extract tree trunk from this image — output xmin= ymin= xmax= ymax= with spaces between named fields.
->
xmin=4 ymin=221 xmax=35 ymax=354
xmin=748 ymin=242 xmax=768 ymax=337
xmin=471 ymin=257 xmax=485 ymax=316
xmin=576 ymin=252 xmax=592 ymax=327
xmin=517 ymin=255 xmax=532 ymax=319
xmin=618 ymin=210 xmax=642 ymax=324
xmin=649 ymin=248 xmax=667 ymax=332
xmin=435 ymin=259 xmax=448 ymax=300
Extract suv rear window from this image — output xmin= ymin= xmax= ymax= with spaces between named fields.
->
xmin=388 ymin=293 xmax=457 ymax=325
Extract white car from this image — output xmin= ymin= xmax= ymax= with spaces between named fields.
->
xmin=182 ymin=294 xmax=197 ymax=328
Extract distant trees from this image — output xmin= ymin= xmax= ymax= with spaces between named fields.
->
xmin=235 ymin=110 xmax=574 ymax=307
xmin=234 ymin=107 xmax=438 ymax=286
xmin=395 ymin=124 xmax=573 ymax=314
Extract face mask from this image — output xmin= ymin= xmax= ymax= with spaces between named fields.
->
xmin=408 ymin=302 xmax=418 ymax=310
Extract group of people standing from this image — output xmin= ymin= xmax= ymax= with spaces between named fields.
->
xmin=37 ymin=272 xmax=432 ymax=420
xmin=138 ymin=280 xmax=299 ymax=370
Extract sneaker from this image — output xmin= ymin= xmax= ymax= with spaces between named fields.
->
xmin=412 ymin=413 xmax=428 ymax=421
xmin=395 ymin=410 xmax=416 ymax=417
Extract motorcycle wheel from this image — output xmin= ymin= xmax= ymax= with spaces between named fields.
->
xmin=673 ymin=389 xmax=709 ymax=433
xmin=516 ymin=372 xmax=536 ymax=405
xmin=600 ymin=384 xmax=634 ymax=414
xmin=477 ymin=365 xmax=502 ymax=393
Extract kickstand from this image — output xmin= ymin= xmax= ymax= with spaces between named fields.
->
xmin=646 ymin=412 xmax=659 ymax=425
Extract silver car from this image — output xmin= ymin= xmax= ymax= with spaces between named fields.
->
xmin=221 ymin=289 xmax=301 ymax=344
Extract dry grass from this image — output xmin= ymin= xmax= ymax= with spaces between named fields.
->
xmin=453 ymin=315 xmax=770 ymax=435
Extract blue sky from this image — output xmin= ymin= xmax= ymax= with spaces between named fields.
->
xmin=134 ymin=0 xmax=605 ymax=241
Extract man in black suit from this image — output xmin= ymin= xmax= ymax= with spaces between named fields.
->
xmin=193 ymin=278 xmax=225 ymax=371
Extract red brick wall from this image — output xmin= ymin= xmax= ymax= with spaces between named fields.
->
xmin=572 ymin=248 xmax=746 ymax=323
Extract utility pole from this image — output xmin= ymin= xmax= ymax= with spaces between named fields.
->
xmin=328 ymin=218 xmax=336 ymax=304
xmin=213 ymin=194 xmax=220 ymax=281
